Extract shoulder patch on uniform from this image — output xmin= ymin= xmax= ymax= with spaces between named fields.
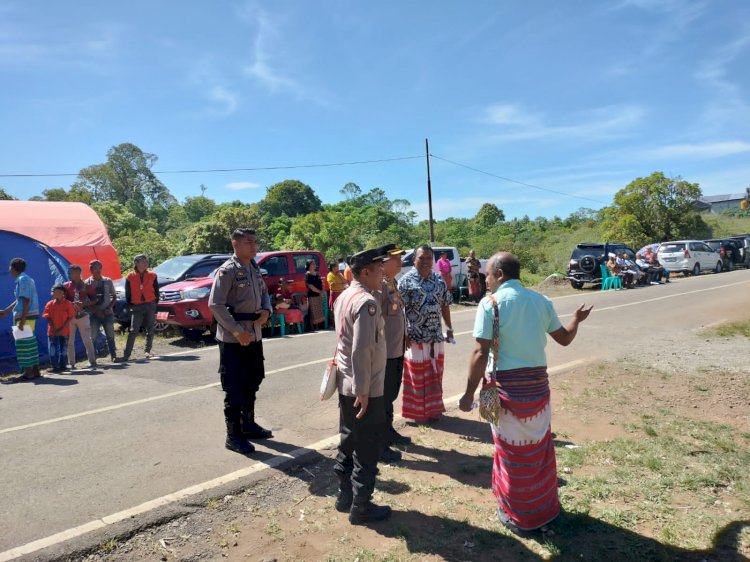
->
xmin=368 ymin=303 xmax=377 ymax=316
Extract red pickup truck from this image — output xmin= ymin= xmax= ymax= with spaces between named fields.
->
xmin=155 ymin=250 xmax=328 ymax=338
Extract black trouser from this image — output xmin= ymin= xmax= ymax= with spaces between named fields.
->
xmin=383 ymin=356 xmax=404 ymax=434
xmin=218 ymin=341 xmax=265 ymax=429
xmin=124 ymin=301 xmax=157 ymax=357
xmin=334 ymin=394 xmax=386 ymax=503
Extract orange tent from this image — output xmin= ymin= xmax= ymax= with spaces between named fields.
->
xmin=0 ymin=201 xmax=122 ymax=280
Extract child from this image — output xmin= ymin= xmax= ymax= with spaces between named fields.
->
xmin=43 ymin=284 xmax=76 ymax=372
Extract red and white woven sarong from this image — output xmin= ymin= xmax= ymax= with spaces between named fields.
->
xmin=489 ymin=366 xmax=559 ymax=530
xmin=401 ymin=341 xmax=445 ymax=421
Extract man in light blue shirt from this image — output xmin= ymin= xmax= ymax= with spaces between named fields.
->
xmin=459 ymin=252 xmax=591 ymax=533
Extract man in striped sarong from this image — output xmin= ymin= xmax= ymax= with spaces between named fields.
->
xmin=1 ymin=258 xmax=42 ymax=381
xmin=459 ymin=252 xmax=592 ymax=533
xmin=397 ymin=245 xmax=454 ymax=423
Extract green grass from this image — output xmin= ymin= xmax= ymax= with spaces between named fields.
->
xmin=707 ymin=320 xmax=750 ymax=338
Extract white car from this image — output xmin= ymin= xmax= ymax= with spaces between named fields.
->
xmin=658 ymin=240 xmax=722 ymax=276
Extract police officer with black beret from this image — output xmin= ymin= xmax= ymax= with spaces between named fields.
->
xmin=209 ymin=228 xmax=274 ymax=455
xmin=333 ymin=247 xmax=391 ymax=524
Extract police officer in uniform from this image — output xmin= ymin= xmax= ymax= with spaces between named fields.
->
xmin=209 ymin=228 xmax=274 ymax=455
xmin=333 ymin=247 xmax=391 ymax=524
xmin=377 ymin=244 xmax=411 ymax=463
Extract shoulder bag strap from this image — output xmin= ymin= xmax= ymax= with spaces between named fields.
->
xmin=487 ymin=294 xmax=500 ymax=382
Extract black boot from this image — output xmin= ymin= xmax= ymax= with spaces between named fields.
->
xmin=336 ymin=482 xmax=354 ymax=513
xmin=349 ymin=500 xmax=392 ymax=525
xmin=388 ymin=427 xmax=412 ymax=446
xmin=225 ymin=422 xmax=255 ymax=454
xmin=241 ymin=413 xmax=273 ymax=439
xmin=379 ymin=446 xmax=402 ymax=463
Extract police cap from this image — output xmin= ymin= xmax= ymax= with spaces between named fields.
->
xmin=348 ymin=247 xmax=389 ymax=270
xmin=377 ymin=243 xmax=406 ymax=257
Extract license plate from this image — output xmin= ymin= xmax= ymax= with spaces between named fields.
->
xmin=663 ymin=257 xmax=676 ymax=262
xmin=156 ymin=311 xmax=169 ymax=320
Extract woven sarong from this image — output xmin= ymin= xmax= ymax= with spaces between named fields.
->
xmin=308 ymin=295 xmax=325 ymax=325
xmin=488 ymin=366 xmax=559 ymax=530
xmin=15 ymin=319 xmax=40 ymax=369
xmin=401 ymin=341 xmax=445 ymax=421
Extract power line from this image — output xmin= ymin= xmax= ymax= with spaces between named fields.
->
xmin=429 ymin=153 xmax=607 ymax=205
xmin=0 ymin=155 xmax=424 ymax=178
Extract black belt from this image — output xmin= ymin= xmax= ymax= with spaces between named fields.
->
xmin=227 ymin=307 xmax=259 ymax=321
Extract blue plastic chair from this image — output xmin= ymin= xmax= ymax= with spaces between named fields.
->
xmin=600 ymin=264 xmax=623 ymax=290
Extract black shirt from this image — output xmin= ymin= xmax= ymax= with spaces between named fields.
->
xmin=306 ymin=272 xmax=323 ymax=297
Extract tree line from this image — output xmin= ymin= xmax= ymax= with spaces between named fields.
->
xmin=2 ymin=143 xmax=745 ymax=281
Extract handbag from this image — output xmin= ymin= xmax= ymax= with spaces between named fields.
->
xmin=319 ymin=290 xmax=366 ymax=401
xmin=478 ymin=294 xmax=502 ymax=424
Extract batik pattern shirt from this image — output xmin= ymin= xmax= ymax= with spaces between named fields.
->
xmin=397 ymin=270 xmax=452 ymax=343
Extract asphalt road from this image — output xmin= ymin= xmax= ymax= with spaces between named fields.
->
xmin=1 ymin=269 xmax=749 ymax=559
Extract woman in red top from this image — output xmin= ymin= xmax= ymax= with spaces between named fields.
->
xmin=121 ymin=254 xmax=160 ymax=361
xmin=43 ymin=285 xmax=76 ymax=372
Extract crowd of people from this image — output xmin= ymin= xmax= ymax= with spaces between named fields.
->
xmin=4 ymin=231 xmax=592 ymax=535
xmin=1 ymin=255 xmax=162 ymax=382
xmin=606 ymin=248 xmax=669 ymax=289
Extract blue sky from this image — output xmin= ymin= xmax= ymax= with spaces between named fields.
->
xmin=1 ymin=0 xmax=748 ymax=221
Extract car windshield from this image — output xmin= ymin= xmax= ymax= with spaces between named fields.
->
xmin=571 ymin=246 xmax=604 ymax=259
xmin=153 ymin=256 xmax=200 ymax=280
xmin=661 ymin=243 xmax=686 ymax=253
xmin=705 ymin=241 xmax=722 ymax=249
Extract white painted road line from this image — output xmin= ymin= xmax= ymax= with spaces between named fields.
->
xmin=0 ymin=358 xmax=330 ymax=436
xmin=5 ymin=279 xmax=747 ymax=435
xmin=0 ymin=358 xmax=590 ymax=562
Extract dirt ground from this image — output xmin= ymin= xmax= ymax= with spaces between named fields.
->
xmin=62 ymin=318 xmax=750 ymax=562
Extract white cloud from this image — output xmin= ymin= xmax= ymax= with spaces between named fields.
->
xmin=649 ymin=141 xmax=750 ymax=159
xmin=479 ymin=103 xmax=643 ymax=142
xmin=240 ymin=6 xmax=297 ymax=93
xmin=695 ymin=35 xmax=750 ymax=130
xmin=208 ymin=86 xmax=239 ymax=116
xmin=225 ymin=181 xmax=261 ymax=191
xmin=615 ymin=0 xmax=707 ymax=54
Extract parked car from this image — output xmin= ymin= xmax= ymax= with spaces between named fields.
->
xmin=155 ymin=250 xmax=328 ymax=338
xmin=704 ymin=239 xmax=745 ymax=271
xmin=566 ymin=242 xmax=636 ymax=289
xmin=114 ymin=254 xmax=231 ymax=328
xmin=657 ymin=240 xmax=722 ymax=276
xmin=728 ymin=234 xmax=750 ymax=268
xmin=398 ymin=246 xmax=487 ymax=289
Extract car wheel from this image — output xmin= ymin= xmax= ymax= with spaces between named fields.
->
xmin=715 ymin=261 xmax=723 ymax=273
xmin=728 ymin=260 xmax=735 ymax=271
xmin=570 ymin=280 xmax=584 ymax=290
xmin=579 ymin=255 xmax=596 ymax=274
xmin=692 ymin=263 xmax=701 ymax=276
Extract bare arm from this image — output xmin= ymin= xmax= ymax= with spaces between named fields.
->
xmin=441 ymin=304 xmax=452 ymax=335
xmin=548 ymin=304 xmax=593 ymax=346
xmin=459 ymin=338 xmax=492 ymax=411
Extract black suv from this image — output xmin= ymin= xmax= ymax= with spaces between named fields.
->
xmin=114 ymin=253 xmax=231 ymax=327
xmin=566 ymin=242 xmax=636 ymax=289
xmin=728 ymin=234 xmax=750 ymax=268
xmin=704 ymin=239 xmax=745 ymax=271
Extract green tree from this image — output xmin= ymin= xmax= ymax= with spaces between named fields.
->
xmin=258 ymin=179 xmax=322 ymax=218
xmin=183 ymin=195 xmax=217 ymax=223
xmin=473 ymin=203 xmax=505 ymax=230
xmin=71 ymin=143 xmax=177 ymax=219
xmin=602 ymin=172 xmax=709 ymax=246
xmin=181 ymin=204 xmax=267 ymax=254
xmin=93 ymin=201 xmax=149 ymax=239
xmin=38 ymin=185 xmax=94 ymax=205
xmin=0 ymin=187 xmax=17 ymax=200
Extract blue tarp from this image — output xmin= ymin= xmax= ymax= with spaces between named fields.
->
xmin=0 ymin=230 xmax=87 ymax=374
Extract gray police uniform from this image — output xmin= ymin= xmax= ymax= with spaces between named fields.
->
xmin=208 ymin=255 xmax=272 ymax=436
xmin=380 ymin=276 xmax=406 ymax=436
xmin=333 ymin=279 xmax=387 ymax=504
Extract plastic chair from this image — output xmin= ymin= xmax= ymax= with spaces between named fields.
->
xmin=272 ymin=308 xmax=304 ymax=336
xmin=599 ymin=264 xmax=623 ymax=290
xmin=453 ymin=273 xmax=469 ymax=302
xmin=268 ymin=314 xmax=286 ymax=337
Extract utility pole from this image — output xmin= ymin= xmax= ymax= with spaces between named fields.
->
xmin=425 ymin=138 xmax=435 ymax=243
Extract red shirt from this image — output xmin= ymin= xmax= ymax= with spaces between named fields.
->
xmin=43 ymin=298 xmax=76 ymax=336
